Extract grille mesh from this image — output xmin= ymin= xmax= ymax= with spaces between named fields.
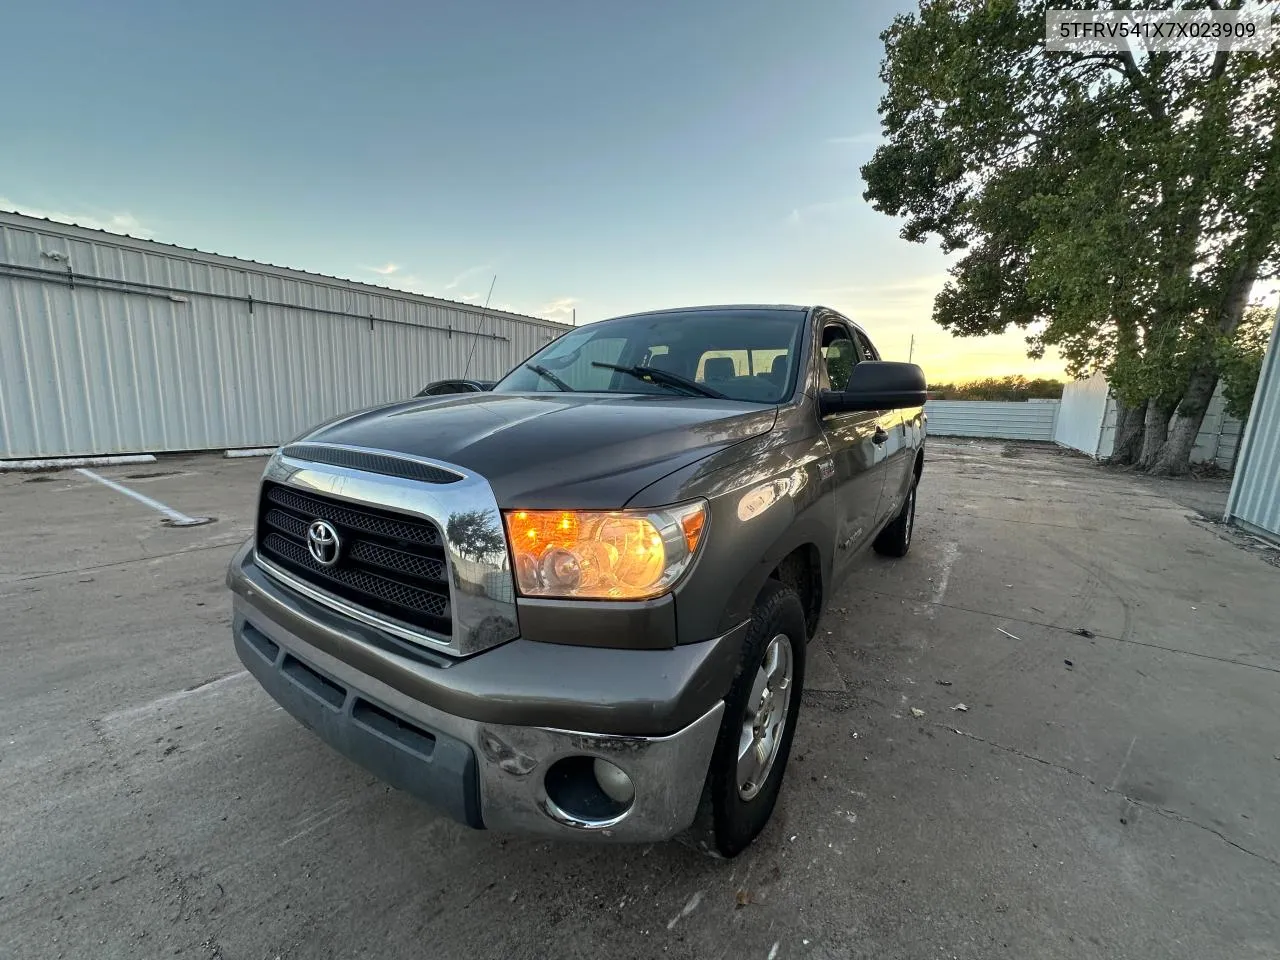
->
xmin=263 ymin=508 xmax=307 ymax=539
xmin=349 ymin=540 xmax=446 ymax=581
xmin=265 ymin=485 xmax=439 ymax=545
xmin=262 ymin=534 xmax=449 ymax=620
xmin=256 ymin=481 xmax=451 ymax=636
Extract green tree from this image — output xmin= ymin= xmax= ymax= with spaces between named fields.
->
xmin=861 ymin=0 xmax=1280 ymax=475
xmin=1216 ymin=304 xmax=1278 ymax=420
xmin=929 ymin=375 xmax=1064 ymax=400
xmin=445 ymin=509 xmax=506 ymax=562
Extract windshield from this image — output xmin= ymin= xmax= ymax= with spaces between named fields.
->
xmin=493 ymin=308 xmax=808 ymax=403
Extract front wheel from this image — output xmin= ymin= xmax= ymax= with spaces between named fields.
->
xmin=685 ymin=579 xmax=807 ymax=858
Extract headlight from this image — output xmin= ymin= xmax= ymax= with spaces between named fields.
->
xmin=503 ymin=502 xmax=708 ymax=600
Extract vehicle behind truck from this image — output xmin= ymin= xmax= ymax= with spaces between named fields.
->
xmin=228 ymin=304 xmax=927 ymax=856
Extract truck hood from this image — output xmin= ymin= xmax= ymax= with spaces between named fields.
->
xmin=299 ymin=392 xmax=779 ymax=509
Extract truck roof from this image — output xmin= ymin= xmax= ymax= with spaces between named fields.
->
xmin=596 ymin=304 xmax=872 ymax=339
xmin=603 ymin=304 xmax=815 ymax=321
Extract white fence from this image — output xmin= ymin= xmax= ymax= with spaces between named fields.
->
xmin=1053 ymin=372 xmax=1111 ymax=455
xmin=925 ymin=400 xmax=1060 ymax=441
xmin=1055 ymin=375 xmax=1242 ymax=469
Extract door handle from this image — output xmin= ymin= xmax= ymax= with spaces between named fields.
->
xmin=872 ymin=426 xmax=888 ymax=445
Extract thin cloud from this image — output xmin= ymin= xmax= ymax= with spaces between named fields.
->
xmin=537 ymin=296 xmax=580 ymax=321
xmin=785 ymin=196 xmax=860 ymax=226
xmin=444 ymin=264 xmax=492 ymax=290
xmin=366 ymin=262 xmax=400 ymax=276
xmin=0 ymin=196 xmax=153 ymax=237
xmin=811 ymin=274 xmax=950 ymax=300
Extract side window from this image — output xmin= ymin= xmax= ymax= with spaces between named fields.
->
xmin=425 ymin=382 xmax=457 ymax=396
xmin=853 ymin=329 xmax=880 ymax=362
xmin=820 ymin=322 xmax=856 ymax=391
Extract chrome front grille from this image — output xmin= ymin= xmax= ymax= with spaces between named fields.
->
xmin=254 ymin=444 xmax=521 ymax=657
xmin=256 ymin=481 xmax=452 ymax=637
xmin=265 ymin=484 xmax=441 ymax=545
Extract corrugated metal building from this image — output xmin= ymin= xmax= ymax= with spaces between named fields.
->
xmin=0 ymin=211 xmax=569 ymax=459
xmin=1225 ymin=306 xmax=1280 ymax=540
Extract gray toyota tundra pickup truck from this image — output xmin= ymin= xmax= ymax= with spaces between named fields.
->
xmin=227 ymin=304 xmax=927 ymax=857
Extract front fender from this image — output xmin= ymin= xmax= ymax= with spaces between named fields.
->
xmin=630 ymin=433 xmax=836 ymax=645
xmin=715 ymin=501 xmax=835 ymax=638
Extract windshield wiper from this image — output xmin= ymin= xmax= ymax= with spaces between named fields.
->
xmin=524 ymin=362 xmax=574 ymax=392
xmin=591 ymin=362 xmax=726 ymax=399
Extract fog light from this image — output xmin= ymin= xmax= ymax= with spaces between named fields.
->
xmin=593 ymin=758 xmax=636 ymax=805
xmin=543 ymin=755 xmax=635 ymax=828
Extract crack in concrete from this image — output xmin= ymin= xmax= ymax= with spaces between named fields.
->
xmin=940 ymin=723 xmax=1280 ymax=870
xmin=5 ymin=537 xmax=249 ymax=585
xmin=872 ymin=588 xmax=1280 ymax=676
xmin=86 ymin=717 xmax=229 ymax=950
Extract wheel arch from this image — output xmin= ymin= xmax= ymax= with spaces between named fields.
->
xmin=718 ymin=512 xmax=832 ymax=641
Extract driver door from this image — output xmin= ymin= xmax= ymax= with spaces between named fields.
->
xmin=817 ymin=317 xmax=889 ymax=580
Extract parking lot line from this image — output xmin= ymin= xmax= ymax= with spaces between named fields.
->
xmin=75 ymin=467 xmax=212 ymax=527
xmin=102 ymin=669 xmax=250 ymax=725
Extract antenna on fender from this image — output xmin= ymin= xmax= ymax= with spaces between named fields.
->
xmin=462 ymin=274 xmax=498 ymax=380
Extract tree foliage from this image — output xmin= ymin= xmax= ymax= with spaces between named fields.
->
xmin=1216 ymin=305 xmax=1277 ymax=419
xmin=928 ymin=375 xmax=1064 ymax=400
xmin=445 ymin=509 xmax=505 ymax=561
xmin=861 ymin=0 xmax=1280 ymax=472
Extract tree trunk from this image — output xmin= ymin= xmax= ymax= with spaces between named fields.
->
xmin=1149 ymin=368 xmax=1219 ymax=475
xmin=1150 ymin=254 xmax=1261 ymax=475
xmin=1138 ymin=401 xmax=1173 ymax=469
xmin=1110 ymin=397 xmax=1147 ymax=465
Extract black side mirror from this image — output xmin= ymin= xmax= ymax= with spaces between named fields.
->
xmin=820 ymin=361 xmax=927 ymax=415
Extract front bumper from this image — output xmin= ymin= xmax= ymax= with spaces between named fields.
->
xmin=228 ymin=540 xmax=738 ymax=841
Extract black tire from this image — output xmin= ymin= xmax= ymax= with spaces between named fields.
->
xmin=683 ymin=579 xmax=807 ymax=858
xmin=873 ymin=474 xmax=917 ymax=558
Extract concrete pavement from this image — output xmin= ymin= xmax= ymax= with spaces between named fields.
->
xmin=2 ymin=440 xmax=1276 ymax=959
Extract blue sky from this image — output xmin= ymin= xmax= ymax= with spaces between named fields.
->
xmin=0 ymin=0 xmax=1066 ymax=380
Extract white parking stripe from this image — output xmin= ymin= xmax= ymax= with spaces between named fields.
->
xmin=102 ymin=670 xmax=250 ymax=725
xmin=76 ymin=468 xmax=211 ymax=527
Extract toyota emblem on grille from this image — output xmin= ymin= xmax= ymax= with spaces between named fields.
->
xmin=306 ymin=519 xmax=341 ymax=567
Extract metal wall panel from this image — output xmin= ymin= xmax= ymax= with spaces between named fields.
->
xmin=1054 ymin=372 xmax=1111 ymax=456
xmin=0 ymin=213 xmax=568 ymax=458
xmin=1215 ymin=419 xmax=1241 ymax=471
xmin=1055 ymin=379 xmax=1242 ymax=466
xmin=924 ymin=400 xmax=1060 ymax=441
xmin=1190 ymin=388 xmax=1230 ymax=465
xmin=1097 ymin=398 xmax=1118 ymax=458
xmin=1226 ymin=307 xmax=1280 ymax=538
